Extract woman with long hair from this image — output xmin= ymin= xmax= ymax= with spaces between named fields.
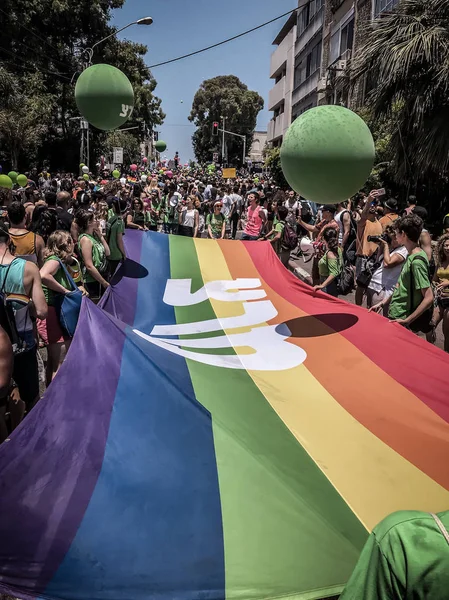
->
xmin=429 ymin=234 xmax=449 ymax=351
xmin=313 ymin=227 xmax=343 ymax=297
xmin=29 ymin=206 xmax=57 ymax=244
xmin=127 ymin=198 xmax=150 ymax=231
xmin=95 ymin=200 xmax=109 ymax=236
xmin=178 ymin=195 xmax=199 ymax=237
xmin=38 ymin=231 xmax=87 ymax=384
xmin=75 ymin=209 xmax=110 ymax=301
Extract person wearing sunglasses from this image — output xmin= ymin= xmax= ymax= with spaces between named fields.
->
xmin=207 ymin=201 xmax=226 ymax=239
xmin=127 ymin=199 xmax=150 ymax=231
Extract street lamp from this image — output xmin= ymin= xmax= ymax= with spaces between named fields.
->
xmin=78 ymin=17 xmax=153 ymax=169
xmin=84 ymin=17 xmax=153 ymax=65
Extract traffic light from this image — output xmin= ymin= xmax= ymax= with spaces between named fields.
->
xmin=212 ymin=121 xmax=219 ymax=136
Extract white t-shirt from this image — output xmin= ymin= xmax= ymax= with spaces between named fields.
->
xmin=221 ymin=195 xmax=233 ymax=219
xmin=368 ymin=246 xmax=409 ymax=294
xmin=284 ymin=200 xmax=299 ymax=226
xmin=334 ymin=209 xmax=346 ymax=245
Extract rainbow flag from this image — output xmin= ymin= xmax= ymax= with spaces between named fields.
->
xmin=0 ymin=231 xmax=449 ymax=600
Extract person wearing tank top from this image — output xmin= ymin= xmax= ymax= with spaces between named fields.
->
xmin=242 ymin=192 xmax=266 ymax=241
xmin=0 ymin=227 xmax=47 ymax=414
xmin=7 ymin=201 xmax=44 ymax=266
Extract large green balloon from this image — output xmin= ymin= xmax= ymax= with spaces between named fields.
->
xmin=112 ymin=169 xmax=120 ymax=179
xmin=280 ymin=106 xmax=375 ymax=204
xmin=75 ymin=64 xmax=134 ymax=131
xmin=7 ymin=171 xmax=18 ymax=183
xmin=0 ymin=175 xmax=13 ymax=189
xmin=17 ymin=174 xmax=28 ymax=187
xmin=154 ymin=140 xmax=167 ymax=153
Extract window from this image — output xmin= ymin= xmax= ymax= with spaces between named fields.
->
xmin=297 ymin=0 xmax=324 ymax=37
xmin=294 ymin=41 xmax=322 ymax=88
xmin=374 ymin=0 xmax=398 ymax=17
xmin=340 ymin=19 xmax=354 ymax=55
xmin=328 ymin=16 xmax=354 ymax=65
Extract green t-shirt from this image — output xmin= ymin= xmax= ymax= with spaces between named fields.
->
xmin=107 ymin=216 xmax=125 ymax=261
xmin=207 ymin=213 xmax=225 ymax=238
xmin=149 ymin=200 xmax=160 ymax=226
xmin=269 ymin=221 xmax=285 ymax=254
xmin=340 ymin=510 xmax=449 ymax=600
xmin=43 ymin=255 xmax=70 ymax=306
xmin=318 ymin=248 xmax=343 ymax=277
xmin=78 ymin=233 xmax=107 ymax=283
xmin=388 ymin=251 xmax=430 ymax=320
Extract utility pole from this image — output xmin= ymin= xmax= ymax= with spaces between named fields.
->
xmin=221 ymin=116 xmax=226 ymax=165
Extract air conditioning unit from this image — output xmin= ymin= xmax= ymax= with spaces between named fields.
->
xmin=317 ymin=77 xmax=328 ymax=92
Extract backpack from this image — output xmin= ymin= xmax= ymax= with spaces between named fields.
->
xmin=0 ymin=263 xmax=27 ymax=355
xmin=282 ymin=222 xmax=298 ymax=250
xmin=337 ymin=263 xmax=355 ymax=296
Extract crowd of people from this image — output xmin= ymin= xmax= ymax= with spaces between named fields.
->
xmin=0 ymin=165 xmax=448 ymax=443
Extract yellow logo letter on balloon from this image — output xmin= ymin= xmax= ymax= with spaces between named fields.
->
xmin=280 ymin=106 xmax=375 ymax=204
xmin=75 ymin=64 xmax=134 ymax=131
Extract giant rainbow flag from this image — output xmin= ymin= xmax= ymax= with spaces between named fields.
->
xmin=1 ymin=231 xmax=449 ymax=600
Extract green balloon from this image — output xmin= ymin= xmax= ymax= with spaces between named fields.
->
xmin=7 ymin=171 xmax=18 ymax=183
xmin=280 ymin=106 xmax=375 ymax=204
xmin=75 ymin=64 xmax=134 ymax=131
xmin=112 ymin=169 xmax=120 ymax=179
xmin=80 ymin=163 xmax=85 ymax=168
xmin=17 ymin=174 xmax=28 ymax=187
xmin=155 ymin=140 xmax=167 ymax=153
xmin=0 ymin=175 xmax=13 ymax=189
xmin=83 ymin=173 xmax=89 ymax=181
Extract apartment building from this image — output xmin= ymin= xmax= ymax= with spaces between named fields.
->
xmin=266 ymin=11 xmax=297 ymax=147
xmin=267 ymin=0 xmax=399 ymax=145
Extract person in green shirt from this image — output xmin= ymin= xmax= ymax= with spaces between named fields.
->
xmin=260 ymin=206 xmax=290 ymax=268
xmin=206 ymin=201 xmax=226 ymax=239
xmin=75 ymin=209 xmax=110 ymax=302
xmin=370 ymin=215 xmax=433 ymax=330
xmin=107 ymin=197 xmax=127 ymax=277
xmin=39 ymin=230 xmax=87 ymax=384
xmin=313 ymin=227 xmax=343 ymax=297
xmin=340 ymin=510 xmax=449 ymax=599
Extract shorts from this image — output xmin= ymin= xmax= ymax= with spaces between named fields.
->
xmin=13 ymin=347 xmax=39 ymax=411
xmin=355 ymin=256 xmax=369 ymax=280
xmin=37 ymin=306 xmax=69 ymax=345
xmin=241 ymin=233 xmax=259 ymax=241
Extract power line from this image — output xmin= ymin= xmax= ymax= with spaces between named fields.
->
xmin=148 ymin=7 xmax=300 ymax=69
xmin=4 ymin=37 xmax=73 ymax=71
xmin=0 ymin=46 xmax=71 ymax=80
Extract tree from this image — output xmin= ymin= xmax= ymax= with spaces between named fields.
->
xmin=351 ymin=0 xmax=449 ymax=183
xmin=189 ymin=75 xmax=264 ymax=166
xmin=263 ymin=147 xmax=288 ymax=189
xmin=0 ymin=68 xmax=55 ymax=169
xmin=0 ymin=0 xmax=164 ymax=171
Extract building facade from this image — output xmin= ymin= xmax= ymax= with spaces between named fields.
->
xmin=249 ymin=131 xmax=268 ymax=163
xmin=267 ymin=0 xmax=399 ymax=145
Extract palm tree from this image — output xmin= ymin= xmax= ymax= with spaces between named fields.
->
xmin=351 ymin=0 xmax=449 ymax=183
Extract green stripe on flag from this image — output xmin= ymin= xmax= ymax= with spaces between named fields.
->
xmin=169 ymin=236 xmax=367 ymax=600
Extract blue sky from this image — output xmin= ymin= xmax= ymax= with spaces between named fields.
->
xmin=112 ymin=0 xmax=295 ymax=162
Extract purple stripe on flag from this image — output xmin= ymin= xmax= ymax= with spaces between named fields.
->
xmin=0 ymin=301 xmax=127 ymax=600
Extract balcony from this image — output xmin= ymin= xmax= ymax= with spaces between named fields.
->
xmin=292 ymin=71 xmax=320 ymax=106
xmin=270 ymin=29 xmax=294 ymax=78
xmin=296 ymin=9 xmax=324 ymax=53
xmin=268 ymin=78 xmax=286 ymax=111
xmin=267 ymin=113 xmax=285 ymax=143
